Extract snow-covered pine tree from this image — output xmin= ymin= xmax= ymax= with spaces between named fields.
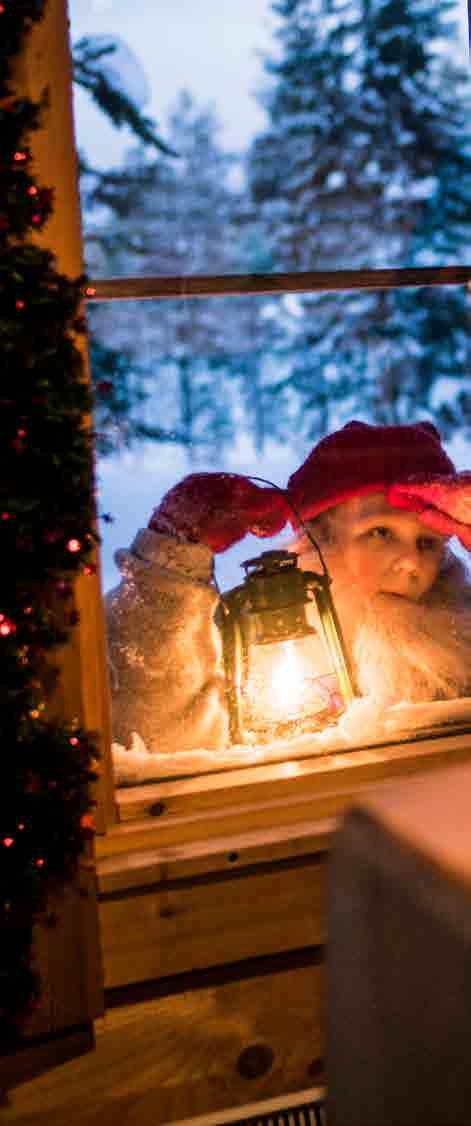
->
xmin=73 ymin=35 xmax=176 ymax=157
xmin=248 ymin=0 xmax=471 ymax=436
xmin=73 ymin=32 xmax=184 ymax=451
xmin=250 ymin=0 xmax=355 ymax=268
xmin=88 ymin=92 xmax=271 ymax=456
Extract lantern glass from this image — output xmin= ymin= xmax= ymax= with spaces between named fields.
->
xmin=221 ymin=549 xmax=355 ymax=744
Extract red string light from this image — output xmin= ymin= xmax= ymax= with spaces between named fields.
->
xmin=35 ymin=858 xmax=45 ymax=869
xmin=0 ymin=616 xmax=16 ymax=637
xmin=85 ymin=286 xmax=96 ymax=297
xmin=3 ymin=838 xmax=14 ymax=848
xmin=15 ymin=300 xmax=25 ymax=310
xmin=56 ymin=579 xmax=72 ymax=595
xmin=13 ymin=151 xmax=27 ymax=162
xmin=27 ymin=186 xmax=37 ymax=196
xmin=69 ymin=736 xmax=79 ymax=746
xmin=66 ymin=538 xmax=81 ymax=553
xmin=80 ymin=813 xmax=95 ymax=839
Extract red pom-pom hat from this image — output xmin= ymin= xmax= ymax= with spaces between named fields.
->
xmin=287 ymin=420 xmax=455 ymax=524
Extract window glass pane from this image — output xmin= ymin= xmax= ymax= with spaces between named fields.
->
xmin=70 ymin=0 xmax=470 ymax=277
xmin=90 ymin=288 xmax=471 ymax=787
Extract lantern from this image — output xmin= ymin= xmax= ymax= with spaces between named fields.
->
xmin=220 ymin=548 xmax=356 ymax=745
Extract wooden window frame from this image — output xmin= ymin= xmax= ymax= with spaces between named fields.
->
xmin=87 ymin=264 xmax=471 ymax=848
xmin=87 ymin=264 xmax=471 ymax=302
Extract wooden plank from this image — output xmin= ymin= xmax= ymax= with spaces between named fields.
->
xmin=3 ymin=963 xmax=325 ymax=1125
xmin=97 ymin=733 xmax=471 ymax=858
xmin=115 ymin=730 xmax=471 ymax=822
xmin=22 ymin=861 xmax=104 ymax=1039
xmin=97 ymin=818 xmax=334 ymax=894
xmin=86 ymin=264 xmax=471 ymax=302
xmin=0 ymin=1025 xmax=94 ymax=1095
xmin=99 ymin=855 xmax=327 ymax=988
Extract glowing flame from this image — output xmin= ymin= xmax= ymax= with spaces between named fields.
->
xmin=269 ymin=641 xmax=306 ymax=717
xmin=245 ymin=635 xmax=334 ymax=731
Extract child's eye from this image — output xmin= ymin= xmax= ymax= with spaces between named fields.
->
xmin=367 ymin=525 xmax=393 ymax=541
xmin=417 ymin=535 xmax=441 ymax=553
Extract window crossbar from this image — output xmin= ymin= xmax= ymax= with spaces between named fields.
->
xmin=85 ymin=265 xmax=471 ymax=303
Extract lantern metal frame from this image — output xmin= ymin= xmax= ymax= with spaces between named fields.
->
xmin=219 ymin=541 xmax=356 ymax=746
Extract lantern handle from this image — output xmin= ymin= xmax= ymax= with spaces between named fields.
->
xmin=247 ymin=475 xmax=330 ymax=579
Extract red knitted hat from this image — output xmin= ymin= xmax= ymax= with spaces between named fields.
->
xmin=287 ymin=420 xmax=455 ymax=523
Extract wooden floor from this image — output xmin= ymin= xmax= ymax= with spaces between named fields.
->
xmin=3 ymin=962 xmax=324 ymax=1125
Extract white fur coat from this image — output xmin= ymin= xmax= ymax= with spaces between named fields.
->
xmin=105 ymin=529 xmax=229 ymax=755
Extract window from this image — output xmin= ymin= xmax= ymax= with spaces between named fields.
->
xmin=69 ymin=0 xmax=471 ymax=804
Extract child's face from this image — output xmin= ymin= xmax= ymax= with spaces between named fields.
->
xmin=330 ymin=493 xmax=445 ymax=601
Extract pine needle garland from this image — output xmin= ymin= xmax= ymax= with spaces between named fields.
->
xmin=0 ymin=0 xmax=99 ymax=1044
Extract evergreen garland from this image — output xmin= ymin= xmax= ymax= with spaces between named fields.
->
xmin=1 ymin=0 xmax=99 ymax=1044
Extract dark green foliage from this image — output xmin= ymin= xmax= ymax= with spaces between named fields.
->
xmin=0 ymin=0 xmax=99 ymax=1042
xmin=0 ymin=96 xmax=53 ymax=241
xmin=73 ymin=36 xmax=178 ymax=157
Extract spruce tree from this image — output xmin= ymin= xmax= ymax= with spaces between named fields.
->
xmin=73 ymin=36 xmax=176 ymax=157
xmin=88 ymin=92 xmax=265 ymax=456
xmin=248 ymin=0 xmax=471 ymax=435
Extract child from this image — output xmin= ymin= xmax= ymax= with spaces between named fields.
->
xmin=105 ymin=420 xmax=471 ymax=755
xmin=288 ymin=421 xmax=471 ymax=705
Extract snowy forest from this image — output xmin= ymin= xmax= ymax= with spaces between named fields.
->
xmin=73 ymin=0 xmax=471 ymax=466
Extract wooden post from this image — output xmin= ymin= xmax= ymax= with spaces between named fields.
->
xmin=2 ymin=0 xmax=115 ymax=1087
xmin=11 ymin=0 xmax=117 ymax=834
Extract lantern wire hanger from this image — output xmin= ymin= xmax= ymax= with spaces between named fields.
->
xmin=211 ymin=472 xmax=331 ymax=608
xmin=247 ymin=475 xmax=330 ymax=578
